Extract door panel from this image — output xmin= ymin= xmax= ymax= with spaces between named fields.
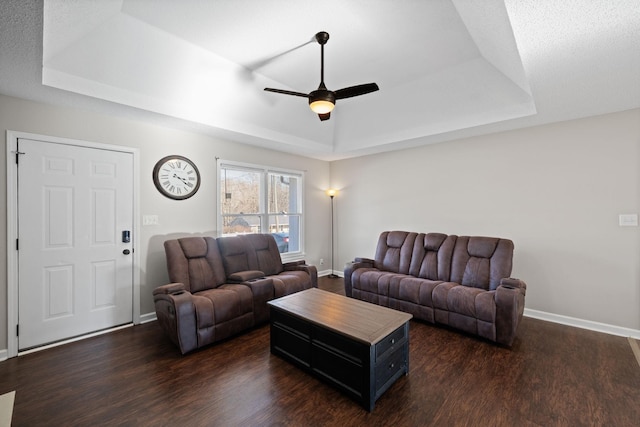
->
xmin=18 ymin=138 xmax=134 ymax=350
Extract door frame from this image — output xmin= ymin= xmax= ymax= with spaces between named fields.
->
xmin=6 ymin=130 xmax=141 ymax=358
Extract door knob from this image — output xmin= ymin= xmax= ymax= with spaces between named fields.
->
xmin=123 ymin=249 xmax=131 ymax=255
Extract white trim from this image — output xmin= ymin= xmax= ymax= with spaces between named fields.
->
xmin=5 ymin=130 xmax=141 ymax=358
xmin=318 ymin=269 xmax=343 ymax=278
xmin=140 ymin=312 xmax=157 ymax=324
xmin=17 ymin=324 xmax=133 ymax=356
xmin=524 ymin=308 xmax=640 ymax=339
xmin=5 ymin=132 xmax=18 ymax=359
xmin=0 ymin=349 xmax=7 ymax=362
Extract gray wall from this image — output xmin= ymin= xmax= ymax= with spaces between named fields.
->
xmin=331 ymin=108 xmax=640 ymax=331
xmin=0 ymin=94 xmax=332 ymax=352
xmin=1 ymin=93 xmax=639 ymax=355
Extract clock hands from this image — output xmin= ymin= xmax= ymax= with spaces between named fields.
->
xmin=172 ymin=173 xmax=189 ymax=186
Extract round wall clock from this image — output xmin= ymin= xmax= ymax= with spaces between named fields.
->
xmin=152 ymin=155 xmax=201 ymax=200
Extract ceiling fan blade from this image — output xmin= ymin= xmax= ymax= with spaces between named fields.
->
xmin=264 ymin=88 xmax=309 ymax=98
xmin=318 ymin=112 xmax=331 ymax=121
xmin=334 ymin=83 xmax=379 ymax=100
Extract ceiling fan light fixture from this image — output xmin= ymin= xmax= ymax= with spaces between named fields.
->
xmin=309 ymin=90 xmax=336 ymax=114
xmin=309 ymin=99 xmax=334 ymax=114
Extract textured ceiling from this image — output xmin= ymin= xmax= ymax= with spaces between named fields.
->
xmin=1 ymin=0 xmax=639 ymax=160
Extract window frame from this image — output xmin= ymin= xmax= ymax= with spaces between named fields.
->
xmin=216 ymin=159 xmax=305 ymax=262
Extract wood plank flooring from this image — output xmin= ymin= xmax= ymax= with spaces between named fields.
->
xmin=1 ymin=276 xmax=639 ymax=426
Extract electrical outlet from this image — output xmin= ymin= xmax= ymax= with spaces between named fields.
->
xmin=320 ymin=258 xmax=324 ymax=265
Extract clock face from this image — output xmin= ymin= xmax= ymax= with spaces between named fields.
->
xmin=153 ymin=155 xmax=201 ymax=200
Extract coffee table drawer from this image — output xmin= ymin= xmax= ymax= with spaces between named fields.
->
xmin=375 ymin=324 xmax=406 ymax=359
xmin=375 ymin=345 xmax=407 ymax=392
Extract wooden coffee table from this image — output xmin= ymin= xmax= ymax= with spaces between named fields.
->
xmin=267 ymin=288 xmax=412 ymax=411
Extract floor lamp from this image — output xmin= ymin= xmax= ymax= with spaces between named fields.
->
xmin=326 ymin=189 xmax=339 ymax=278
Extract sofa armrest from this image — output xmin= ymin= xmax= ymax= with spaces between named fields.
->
xmin=283 ymin=261 xmax=318 ymax=288
xmin=228 ymin=270 xmax=265 ymax=282
xmin=153 ymin=285 xmax=198 ymax=354
xmin=239 ymin=277 xmax=274 ymax=324
xmin=153 ymin=282 xmax=186 ymax=296
xmin=344 ymin=258 xmax=376 ymax=297
xmin=283 ymin=260 xmax=305 ymax=268
xmin=500 ymin=277 xmax=527 ymax=294
xmin=494 ymin=278 xmax=527 ymax=346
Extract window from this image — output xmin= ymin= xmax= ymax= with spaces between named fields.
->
xmin=218 ymin=160 xmax=303 ymax=257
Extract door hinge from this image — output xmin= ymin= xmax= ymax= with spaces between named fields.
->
xmin=14 ymin=150 xmax=25 ymax=164
xmin=16 ymin=239 xmax=19 ymax=250
xmin=16 ymin=324 xmax=19 ymax=337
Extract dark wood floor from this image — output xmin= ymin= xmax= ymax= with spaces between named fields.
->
xmin=1 ymin=277 xmax=639 ymax=426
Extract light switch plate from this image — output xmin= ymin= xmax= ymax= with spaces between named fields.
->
xmin=143 ymin=215 xmax=159 ymax=226
xmin=618 ymin=214 xmax=638 ymax=227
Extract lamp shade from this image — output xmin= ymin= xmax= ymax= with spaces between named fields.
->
xmin=326 ymin=189 xmax=338 ymax=197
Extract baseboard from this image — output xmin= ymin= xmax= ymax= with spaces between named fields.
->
xmin=524 ymin=308 xmax=640 ymax=339
xmin=318 ymin=269 xmax=343 ymax=277
xmin=0 ymin=349 xmax=7 ymax=362
xmin=140 ymin=312 xmax=157 ymax=323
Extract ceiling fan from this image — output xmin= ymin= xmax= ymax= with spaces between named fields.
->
xmin=264 ymin=31 xmax=379 ymax=121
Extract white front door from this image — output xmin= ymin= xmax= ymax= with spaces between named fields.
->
xmin=17 ymin=138 xmax=134 ymax=350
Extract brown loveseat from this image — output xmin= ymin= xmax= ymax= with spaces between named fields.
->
xmin=344 ymin=231 xmax=526 ymax=346
xmin=153 ymin=233 xmax=317 ymax=354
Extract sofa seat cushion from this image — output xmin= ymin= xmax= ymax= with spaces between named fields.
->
xmin=194 ymin=284 xmax=253 ymax=325
xmin=446 ymin=286 xmax=496 ymax=322
xmin=354 ymin=270 xmax=442 ymax=310
xmin=271 ymin=271 xmax=312 ymax=297
xmin=392 ymin=276 xmax=443 ymax=306
xmin=351 ymin=268 xmax=385 ymax=294
xmin=386 ymin=276 xmax=442 ymax=323
xmin=353 ymin=269 xmax=417 ymax=296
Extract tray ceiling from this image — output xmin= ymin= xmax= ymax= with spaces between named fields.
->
xmin=1 ymin=0 xmax=638 ymax=160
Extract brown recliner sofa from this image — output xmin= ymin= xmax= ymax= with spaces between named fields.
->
xmin=344 ymin=231 xmax=526 ymax=346
xmin=153 ymin=234 xmax=317 ymax=354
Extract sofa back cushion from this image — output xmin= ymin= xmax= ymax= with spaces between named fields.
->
xmin=244 ymin=234 xmax=284 ymax=276
xmin=450 ymin=236 xmax=514 ymax=290
xmin=409 ymin=233 xmax=457 ymax=281
xmin=164 ymin=237 xmax=226 ymax=293
xmin=217 ymin=235 xmax=259 ymax=275
xmin=374 ymin=231 xmax=417 ymax=274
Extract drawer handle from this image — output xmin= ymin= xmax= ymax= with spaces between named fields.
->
xmin=390 ymin=338 xmax=395 ymax=344
xmin=389 ymin=363 xmax=395 ymax=369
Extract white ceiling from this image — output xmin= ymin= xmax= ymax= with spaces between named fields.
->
xmin=1 ymin=0 xmax=639 ymax=160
